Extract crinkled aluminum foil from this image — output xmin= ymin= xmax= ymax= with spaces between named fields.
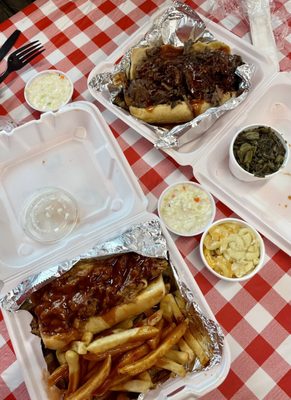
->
xmin=0 ymin=218 xmax=223 ymax=382
xmin=88 ymin=0 xmax=254 ymax=149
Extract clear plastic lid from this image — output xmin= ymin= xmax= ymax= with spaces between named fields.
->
xmin=21 ymin=187 xmax=78 ymax=243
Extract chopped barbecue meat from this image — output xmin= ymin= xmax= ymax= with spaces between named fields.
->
xmin=123 ymin=44 xmax=243 ymax=109
xmin=29 ymin=253 xmax=169 ymax=335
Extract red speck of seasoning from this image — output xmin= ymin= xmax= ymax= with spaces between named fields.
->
xmin=60 ymin=75 xmax=65 ymax=79
xmin=194 ymin=197 xmax=200 ymax=202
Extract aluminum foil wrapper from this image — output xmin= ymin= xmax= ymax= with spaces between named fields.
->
xmin=88 ymin=0 xmax=254 ymax=149
xmin=0 ymin=218 xmax=223 ymax=382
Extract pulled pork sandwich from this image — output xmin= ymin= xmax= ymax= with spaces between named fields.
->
xmin=113 ymin=40 xmax=244 ymax=125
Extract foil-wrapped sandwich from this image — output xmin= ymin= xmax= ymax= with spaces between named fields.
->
xmin=113 ymin=41 xmax=244 ymax=125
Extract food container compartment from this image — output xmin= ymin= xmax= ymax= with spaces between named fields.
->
xmin=0 ymin=101 xmax=147 ymax=292
xmin=194 ymin=72 xmax=291 ymax=256
xmin=0 ymin=101 xmax=230 ymax=400
xmin=200 ymin=218 xmax=265 ymax=282
xmin=87 ymin=4 xmax=277 ymax=166
xmin=229 ymin=124 xmax=289 ymax=182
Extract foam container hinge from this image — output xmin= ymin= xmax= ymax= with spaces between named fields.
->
xmin=1 ymin=101 xmax=231 ymax=400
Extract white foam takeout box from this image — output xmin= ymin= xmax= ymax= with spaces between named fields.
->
xmin=88 ymin=6 xmax=291 ymax=256
xmin=0 ymin=101 xmax=230 ymax=400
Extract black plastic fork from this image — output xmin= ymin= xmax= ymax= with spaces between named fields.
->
xmin=0 ymin=40 xmax=45 ymax=84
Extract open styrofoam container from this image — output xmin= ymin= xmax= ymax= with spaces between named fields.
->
xmin=87 ymin=6 xmax=290 ymax=256
xmin=1 ymin=101 xmax=230 ymax=400
xmin=193 ymin=72 xmax=291 ymax=256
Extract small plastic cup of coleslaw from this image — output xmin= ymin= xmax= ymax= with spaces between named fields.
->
xmin=24 ymin=70 xmax=73 ymax=112
xmin=158 ymin=181 xmax=216 ymax=237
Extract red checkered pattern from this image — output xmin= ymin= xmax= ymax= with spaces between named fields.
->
xmin=0 ymin=1 xmax=290 ymax=399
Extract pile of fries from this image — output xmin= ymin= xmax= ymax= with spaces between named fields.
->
xmin=40 ymin=269 xmax=211 ymax=399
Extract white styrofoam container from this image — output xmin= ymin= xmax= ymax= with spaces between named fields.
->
xmin=1 ymin=101 xmax=230 ymax=400
xmin=194 ymin=73 xmax=291 ymax=256
xmin=87 ymin=7 xmax=291 ymax=256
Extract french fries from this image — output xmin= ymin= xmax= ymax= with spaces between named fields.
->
xmin=118 ymin=320 xmax=189 ymax=376
xmin=65 ymin=350 xmax=80 ymax=394
xmin=47 ymin=363 xmax=68 ymax=386
xmin=111 ymin=379 xmax=153 ymax=392
xmin=166 ymin=349 xmax=189 ymax=365
xmin=184 ymin=330 xmax=209 ymax=366
xmin=156 ymin=357 xmax=187 ymax=377
xmin=87 ymin=326 xmax=159 ymax=354
xmin=42 ymin=266 xmax=212 ymax=399
xmin=66 ymin=356 xmax=111 ymax=400
xmin=82 ymin=275 xmax=166 ymax=334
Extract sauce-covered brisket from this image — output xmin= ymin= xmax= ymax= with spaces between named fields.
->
xmin=30 ymin=253 xmax=168 ymax=335
xmin=123 ymin=44 xmax=243 ymax=109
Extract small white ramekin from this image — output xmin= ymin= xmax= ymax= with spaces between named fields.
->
xmin=24 ymin=69 xmax=74 ymax=113
xmin=200 ymin=218 xmax=265 ymax=282
xmin=158 ymin=181 xmax=216 ymax=237
xmin=229 ymin=124 xmax=289 ymax=182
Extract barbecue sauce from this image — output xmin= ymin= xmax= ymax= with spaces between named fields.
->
xmin=122 ymin=44 xmax=243 ymax=110
xmin=30 ymin=253 xmax=168 ymax=335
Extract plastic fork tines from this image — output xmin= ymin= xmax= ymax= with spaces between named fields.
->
xmin=0 ymin=40 xmax=44 ymax=84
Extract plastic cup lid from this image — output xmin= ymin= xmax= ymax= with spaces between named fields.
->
xmin=21 ymin=187 xmax=78 ymax=243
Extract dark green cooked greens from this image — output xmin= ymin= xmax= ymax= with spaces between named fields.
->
xmin=233 ymin=126 xmax=286 ymax=177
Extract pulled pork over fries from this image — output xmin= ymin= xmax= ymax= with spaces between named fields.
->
xmin=27 ymin=253 xmax=212 ymax=399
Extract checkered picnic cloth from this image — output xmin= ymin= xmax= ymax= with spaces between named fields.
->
xmin=0 ymin=1 xmax=290 ymax=399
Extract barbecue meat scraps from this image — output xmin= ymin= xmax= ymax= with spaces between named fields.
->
xmin=29 ymin=253 xmax=169 ymax=335
xmin=121 ymin=44 xmax=243 ymax=109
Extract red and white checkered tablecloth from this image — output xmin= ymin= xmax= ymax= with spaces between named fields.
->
xmin=0 ymin=1 xmax=290 ymax=399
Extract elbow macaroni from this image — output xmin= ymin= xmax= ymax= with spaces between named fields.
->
xmin=203 ymin=223 xmax=260 ymax=278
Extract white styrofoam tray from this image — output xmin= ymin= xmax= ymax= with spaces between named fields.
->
xmin=193 ymin=72 xmax=291 ymax=256
xmin=1 ymin=101 xmax=230 ymax=399
xmin=87 ymin=6 xmax=277 ymax=166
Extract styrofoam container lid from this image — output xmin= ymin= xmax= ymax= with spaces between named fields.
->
xmin=0 ymin=101 xmax=147 ymax=294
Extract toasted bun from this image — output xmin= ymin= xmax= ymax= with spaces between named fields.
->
xmin=220 ymin=91 xmax=236 ymax=104
xmin=191 ymin=40 xmax=231 ymax=53
xmin=129 ymin=102 xmax=194 ymax=124
xmin=191 ymin=100 xmax=212 ymax=117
